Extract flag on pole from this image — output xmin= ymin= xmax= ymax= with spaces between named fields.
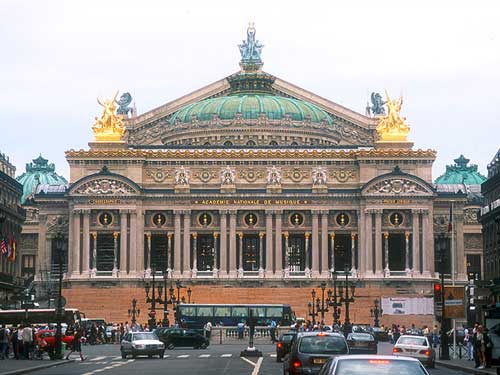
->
xmin=448 ymin=203 xmax=453 ymax=233
xmin=0 ymin=238 xmax=6 ymax=255
xmin=8 ymin=237 xmax=16 ymax=262
xmin=6 ymin=236 xmax=12 ymax=259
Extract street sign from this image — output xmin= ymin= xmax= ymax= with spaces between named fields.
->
xmin=444 ymin=286 xmax=465 ymax=319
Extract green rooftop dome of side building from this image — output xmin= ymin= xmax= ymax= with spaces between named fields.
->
xmin=16 ymin=155 xmax=68 ymax=204
xmin=434 ymin=154 xmax=487 ymax=185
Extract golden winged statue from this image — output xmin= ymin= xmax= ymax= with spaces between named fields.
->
xmin=376 ymin=91 xmax=410 ymax=142
xmin=92 ymin=91 xmax=126 ymax=142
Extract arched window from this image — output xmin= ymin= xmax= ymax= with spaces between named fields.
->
xmin=269 ymin=140 xmax=278 ymax=146
xmin=246 ymin=140 xmax=256 ymax=146
xmin=291 ymin=141 xmax=299 ymax=146
xmin=223 ymin=140 xmax=233 ymax=146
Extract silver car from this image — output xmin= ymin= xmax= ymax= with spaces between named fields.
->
xmin=120 ymin=331 xmax=165 ymax=359
xmin=317 ymin=355 xmax=429 ymax=375
xmin=392 ymin=335 xmax=435 ymax=368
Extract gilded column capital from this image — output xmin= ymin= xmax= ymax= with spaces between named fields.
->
xmin=283 ymin=231 xmax=289 ymax=239
xmin=411 ymin=208 xmax=421 ymax=214
xmin=219 ymin=209 xmax=230 ymax=215
xmin=329 ymin=232 xmax=335 ymax=239
xmin=305 ymin=232 xmax=311 ymax=239
xmin=351 ymin=232 xmax=356 ymax=240
xmin=145 ymin=232 xmax=152 ymax=239
xmin=167 ymin=232 xmax=173 ymax=239
xmin=91 ymin=232 xmax=97 ymax=239
xmin=113 ymin=232 xmax=119 ymax=240
xmin=320 ymin=210 xmax=330 ymax=216
xmin=258 ymin=232 xmax=265 ymax=239
xmin=383 ymin=232 xmax=389 ymax=239
xmin=173 ymin=209 xmax=183 ymax=215
xmin=192 ymin=232 xmax=198 ymax=239
xmin=228 ymin=210 xmax=238 ymax=215
xmin=405 ymin=232 xmax=411 ymax=240
xmin=182 ymin=209 xmax=191 ymax=215
xmin=213 ymin=232 xmax=219 ymax=239
xmin=82 ymin=209 xmax=92 ymax=215
xmin=311 ymin=210 xmax=320 ymax=215
xmin=238 ymin=232 xmax=244 ymax=239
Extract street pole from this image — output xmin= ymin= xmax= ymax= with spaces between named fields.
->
xmin=439 ymin=233 xmax=450 ymax=360
xmin=54 ymin=232 xmax=64 ymax=360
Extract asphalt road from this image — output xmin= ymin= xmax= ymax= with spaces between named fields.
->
xmin=28 ymin=342 xmax=470 ymax=375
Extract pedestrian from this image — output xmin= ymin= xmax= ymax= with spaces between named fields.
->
xmin=204 ymin=321 xmax=212 ymax=339
xmin=237 ymin=321 xmax=245 ymax=340
xmin=483 ymin=328 xmax=493 ymax=368
xmin=269 ymin=319 xmax=277 ymax=343
xmin=66 ymin=328 xmax=86 ymax=361
xmin=0 ymin=324 xmax=9 ymax=359
xmin=22 ymin=324 xmax=33 ymax=360
xmin=464 ymin=326 xmax=473 ymax=361
xmin=474 ymin=325 xmax=486 ymax=369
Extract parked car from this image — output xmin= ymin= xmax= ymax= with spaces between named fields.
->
xmin=277 ymin=331 xmax=297 ymax=362
xmin=368 ymin=327 xmax=389 ymax=342
xmin=346 ymin=332 xmax=377 ymax=354
xmin=155 ymin=328 xmax=209 ymax=349
xmin=120 ymin=331 xmax=165 ymax=359
xmin=317 ymin=355 xmax=430 ymax=375
xmin=283 ymin=332 xmax=349 ymax=374
xmin=35 ymin=329 xmax=75 ymax=360
xmin=393 ymin=335 xmax=435 ymax=368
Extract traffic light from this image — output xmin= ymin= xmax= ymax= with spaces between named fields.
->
xmin=433 ymin=283 xmax=442 ymax=300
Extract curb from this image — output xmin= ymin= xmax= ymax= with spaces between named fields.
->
xmin=436 ymin=361 xmax=497 ymax=375
xmin=0 ymin=359 xmax=75 ymax=375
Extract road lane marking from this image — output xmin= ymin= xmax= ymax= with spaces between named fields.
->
xmin=199 ymin=354 xmax=211 ymax=358
xmin=111 ymin=356 xmax=123 ymax=360
xmin=251 ymin=357 xmax=263 ymax=375
xmin=241 ymin=357 xmax=255 ymax=367
xmin=177 ymin=354 xmax=190 ymax=358
xmin=90 ymin=356 xmax=106 ymax=361
xmin=270 ymin=354 xmax=277 ymax=357
xmin=221 ymin=354 xmax=232 ymax=357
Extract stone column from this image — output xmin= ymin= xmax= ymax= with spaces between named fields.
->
xmin=351 ymin=232 xmax=357 ymax=273
xmin=72 ymin=211 xmax=81 ymax=276
xmin=145 ymin=232 xmax=152 ymax=272
xmin=229 ymin=211 xmax=237 ymax=277
xmin=265 ymin=211 xmax=273 ymax=275
xmin=120 ymin=211 xmax=128 ymax=274
xmin=213 ymin=232 xmax=219 ymax=271
xmin=45 ymin=235 xmax=52 ymax=275
xmin=375 ymin=210 xmax=383 ymax=276
xmin=305 ymin=232 xmax=311 ymax=275
xmin=219 ymin=210 xmax=227 ymax=276
xmin=82 ymin=210 xmax=90 ymax=275
xmin=383 ymin=232 xmax=389 ymax=275
xmin=422 ymin=209 xmax=434 ymax=276
xmin=283 ymin=231 xmax=289 ymax=277
xmin=329 ymin=233 xmax=335 ymax=272
xmin=275 ymin=211 xmax=282 ymax=274
xmin=129 ymin=211 xmax=138 ymax=274
xmin=167 ymin=233 xmax=173 ymax=271
xmin=238 ymin=232 xmax=244 ymax=276
xmin=192 ymin=232 xmax=198 ymax=276
xmin=91 ymin=232 xmax=97 ymax=275
xmin=311 ymin=211 xmax=319 ymax=275
xmin=412 ymin=210 xmax=420 ymax=274
xmin=113 ymin=232 xmax=119 ymax=275
xmin=321 ymin=211 xmax=329 ymax=275
xmin=357 ymin=210 xmax=365 ymax=276
xmin=455 ymin=208 xmax=466 ymax=279
xmin=258 ymin=232 xmax=264 ymax=273
xmin=37 ymin=215 xmax=47 ymax=276
xmin=405 ymin=232 xmax=411 ymax=273
xmin=135 ymin=207 xmax=144 ymax=277
xmin=364 ymin=210 xmax=373 ymax=275
xmin=183 ymin=210 xmax=191 ymax=274
xmin=67 ymin=210 xmax=74 ymax=277
xmin=174 ymin=210 xmax=182 ymax=276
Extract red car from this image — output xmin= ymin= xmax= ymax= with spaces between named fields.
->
xmin=35 ymin=330 xmax=75 ymax=359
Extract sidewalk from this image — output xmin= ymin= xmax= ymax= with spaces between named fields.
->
xmin=0 ymin=359 xmax=74 ymax=375
xmin=436 ymin=358 xmax=498 ymax=375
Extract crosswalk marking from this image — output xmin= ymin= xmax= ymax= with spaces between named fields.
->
xmin=111 ymin=356 xmax=123 ymax=361
xmin=221 ymin=354 xmax=232 ymax=358
xmin=90 ymin=356 xmax=106 ymax=361
xmin=270 ymin=354 xmax=277 ymax=357
xmin=199 ymin=354 xmax=211 ymax=358
xmin=177 ymin=354 xmax=190 ymax=358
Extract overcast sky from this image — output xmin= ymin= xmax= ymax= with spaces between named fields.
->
xmin=1 ymin=0 xmax=499 ymax=181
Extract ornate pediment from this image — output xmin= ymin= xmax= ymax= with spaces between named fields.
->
xmin=70 ymin=167 xmax=141 ymax=196
xmin=362 ymin=168 xmax=434 ymax=197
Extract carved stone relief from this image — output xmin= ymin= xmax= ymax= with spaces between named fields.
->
xmin=20 ymin=233 xmax=38 ymax=250
xmin=312 ymin=167 xmax=327 ymax=185
xmin=267 ymin=166 xmax=282 ymax=185
xmin=238 ymin=168 xmax=263 ymax=182
xmin=464 ymin=208 xmax=480 ymax=224
xmin=220 ymin=166 xmax=236 ymax=185
xmin=75 ymin=179 xmax=137 ymax=195
xmin=330 ymin=169 xmax=355 ymax=183
xmin=194 ymin=169 xmax=217 ymax=183
xmin=145 ymin=169 xmax=171 ymax=183
xmin=366 ymin=178 xmax=429 ymax=196
xmin=46 ymin=215 xmax=69 ymax=233
xmin=464 ymin=233 xmax=482 ymax=250
xmin=175 ymin=166 xmax=190 ymax=185
xmin=283 ymin=168 xmax=307 ymax=183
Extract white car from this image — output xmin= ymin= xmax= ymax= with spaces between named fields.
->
xmin=120 ymin=331 xmax=165 ymax=359
xmin=392 ymin=335 xmax=435 ymax=368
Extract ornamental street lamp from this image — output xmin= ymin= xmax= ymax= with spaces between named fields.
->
xmin=128 ymin=298 xmax=140 ymax=325
xmin=316 ymin=282 xmax=329 ymax=324
xmin=53 ymin=232 xmax=66 ymax=360
xmin=438 ymin=233 xmax=450 ymax=360
xmin=327 ymin=271 xmax=342 ymax=326
xmin=144 ymin=268 xmax=163 ymax=329
xmin=339 ymin=266 xmax=356 ymax=336
xmin=172 ymin=279 xmax=185 ymax=324
xmin=307 ymin=289 xmax=318 ymax=324
xmin=370 ymin=299 xmax=383 ymax=328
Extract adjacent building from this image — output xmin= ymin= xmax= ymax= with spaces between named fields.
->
xmin=0 ymin=151 xmax=25 ymax=307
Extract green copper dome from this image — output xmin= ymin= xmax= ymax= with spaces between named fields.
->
xmin=170 ymin=93 xmax=333 ymax=125
xmin=435 ymin=155 xmax=487 ymax=185
xmin=16 ymin=155 xmax=68 ymax=203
